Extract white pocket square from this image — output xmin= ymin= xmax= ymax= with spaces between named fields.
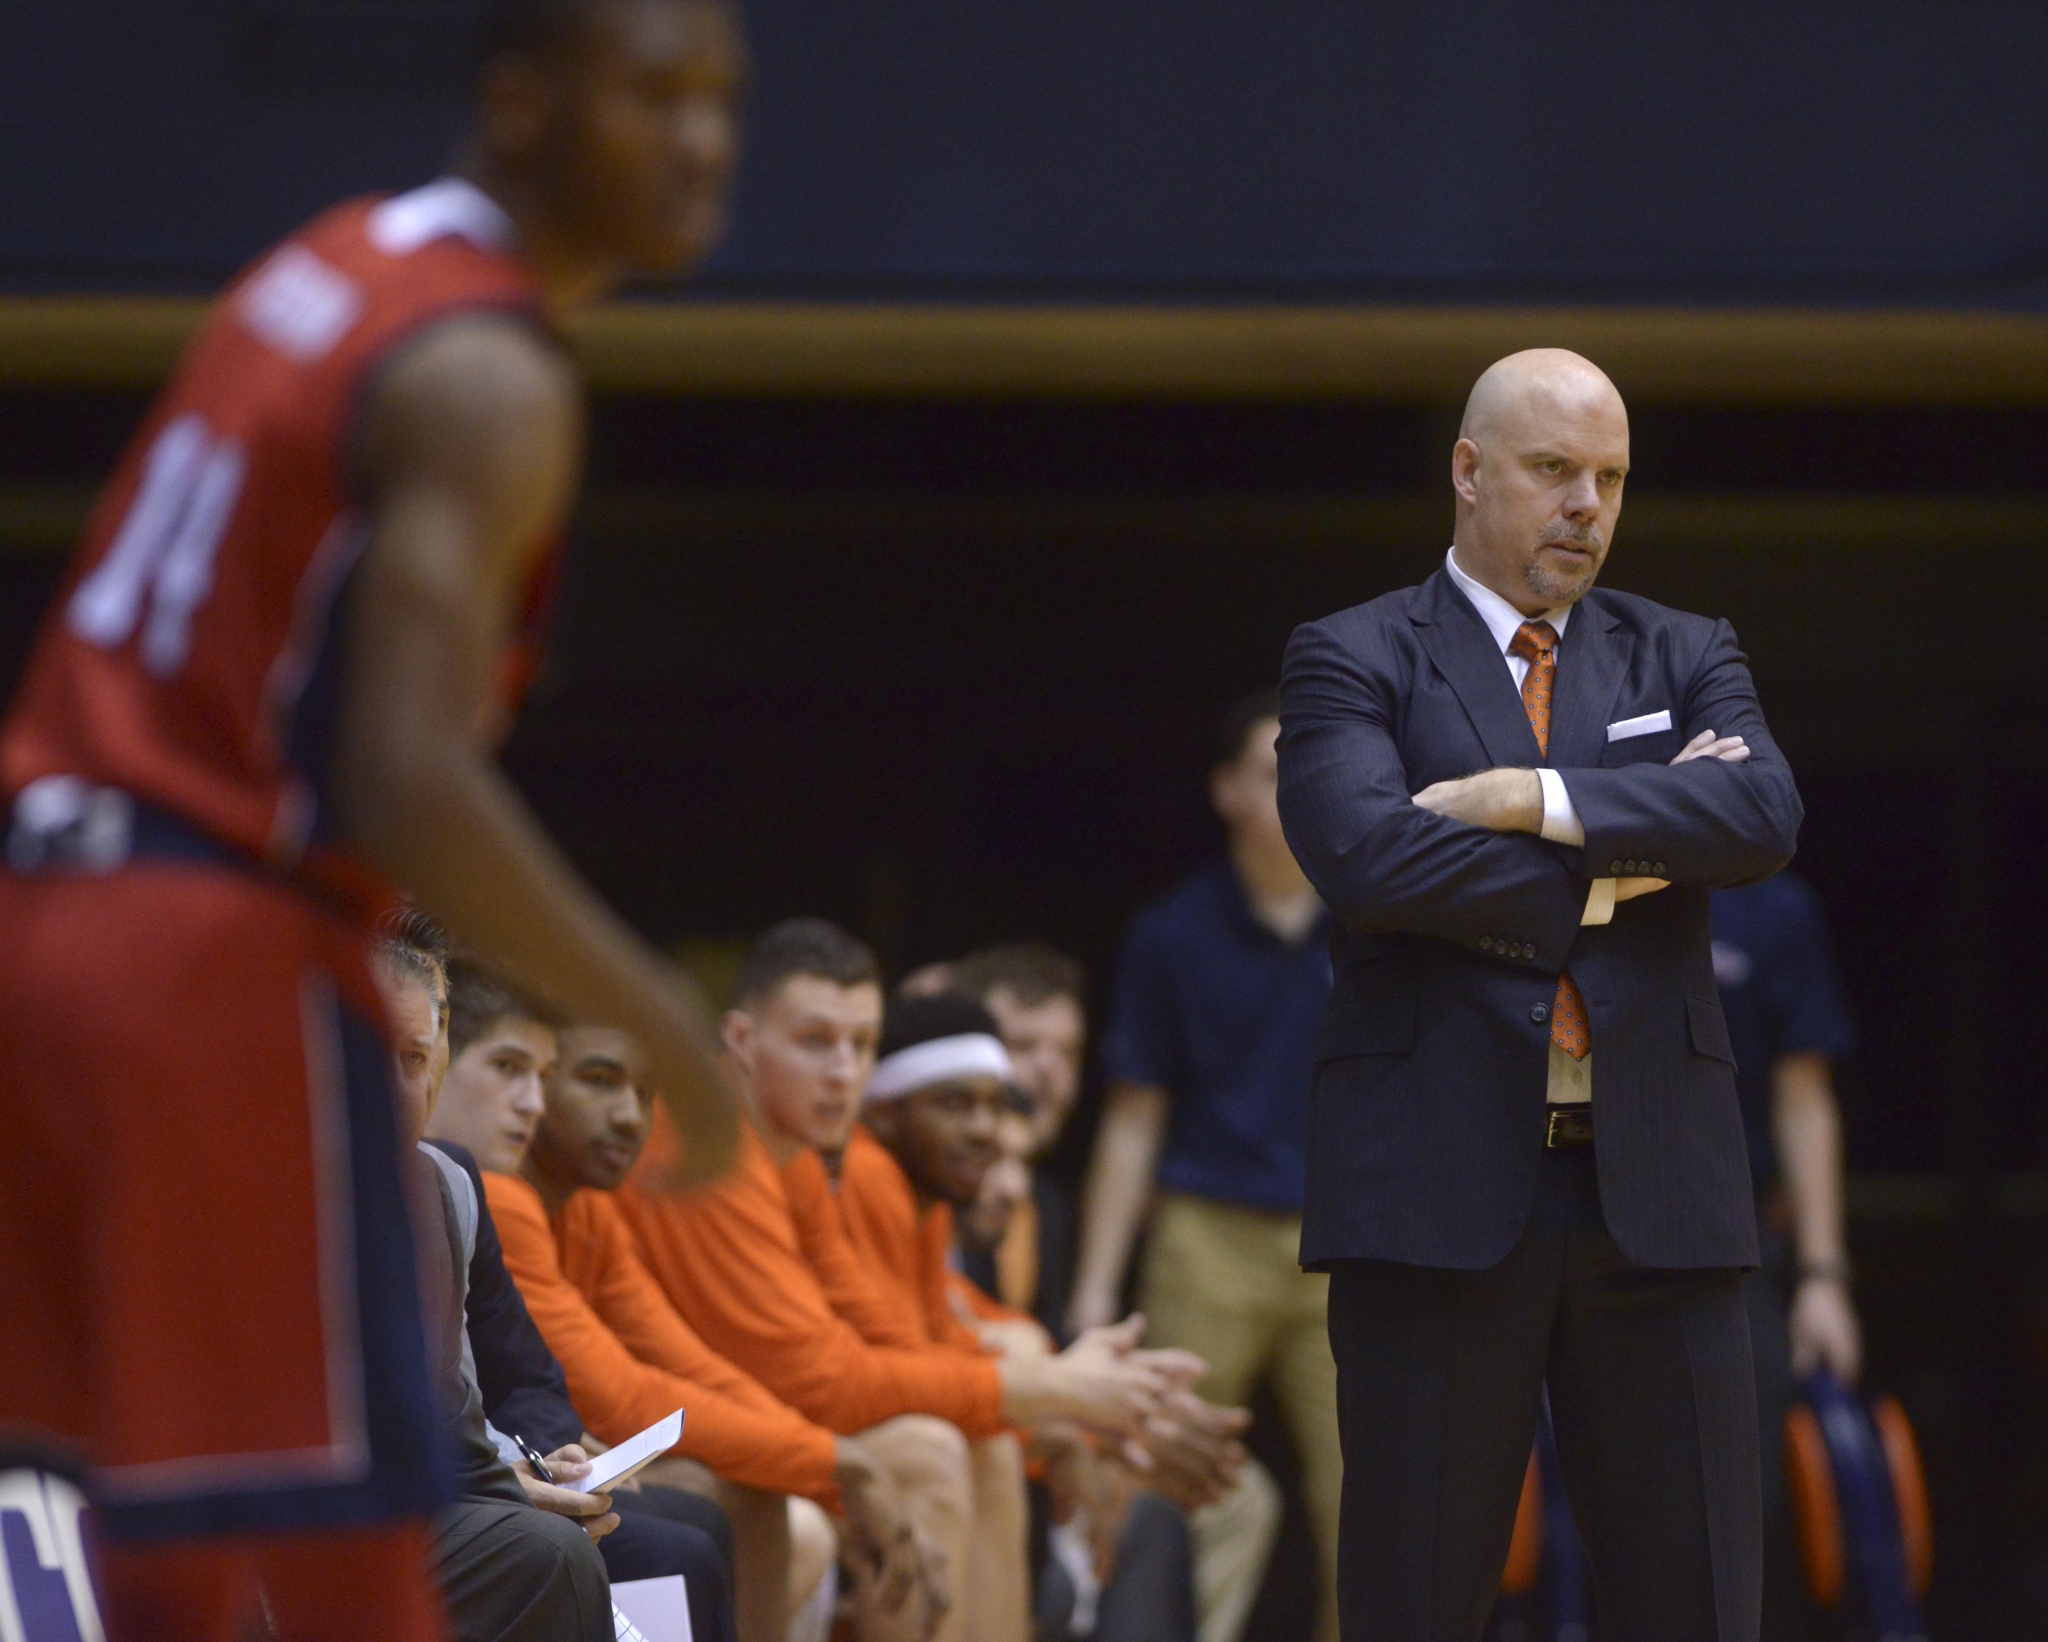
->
xmin=1606 ymin=709 xmax=1673 ymax=742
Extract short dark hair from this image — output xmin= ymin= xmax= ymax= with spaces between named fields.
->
xmin=731 ymin=918 xmax=881 ymax=1010
xmin=1216 ymin=687 xmax=1283 ymax=768
xmin=370 ymin=939 xmax=443 ymax=1033
xmin=374 ymin=906 xmax=449 ymax=1033
xmin=476 ymin=0 xmax=729 ymax=67
xmin=446 ymin=953 xmax=564 ymax=1058
xmin=377 ymin=904 xmax=449 ymax=971
xmin=949 ymin=943 xmax=1086 ymax=1010
xmin=475 ymin=0 xmax=605 ymax=62
xmin=879 ymin=992 xmax=1003 ymax=1062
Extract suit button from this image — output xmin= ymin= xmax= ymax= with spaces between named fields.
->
xmin=1530 ymin=1003 xmax=1550 ymax=1024
xmin=1519 ymin=945 xmax=1535 ymax=960
xmin=1479 ymin=937 xmax=1495 ymax=952
xmin=1653 ymin=862 xmax=1666 ymax=875
xmin=1609 ymin=860 xmax=1624 ymax=874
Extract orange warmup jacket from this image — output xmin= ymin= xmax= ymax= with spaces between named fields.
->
xmin=779 ymin=1145 xmax=932 ymax=1350
xmin=834 ymin=1124 xmax=995 ymax=1355
xmin=616 ymin=1122 xmax=1007 ymax=1440
xmin=483 ymin=1170 xmax=842 ymax=1505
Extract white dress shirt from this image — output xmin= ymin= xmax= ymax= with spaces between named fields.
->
xmin=1444 ymin=547 xmax=1606 ymax=1104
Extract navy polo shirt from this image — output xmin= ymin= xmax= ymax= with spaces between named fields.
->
xmin=1101 ymin=857 xmax=1332 ymax=1215
xmin=1709 ymin=874 xmax=1857 ymax=1190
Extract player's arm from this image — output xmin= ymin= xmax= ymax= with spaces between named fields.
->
xmin=1065 ymin=1081 xmax=1168 ymax=1338
xmin=334 ymin=315 xmax=737 ymax=1181
xmin=1771 ymin=1049 xmax=1861 ymax=1381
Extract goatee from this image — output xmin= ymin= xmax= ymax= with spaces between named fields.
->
xmin=1521 ymin=524 xmax=1606 ymax=605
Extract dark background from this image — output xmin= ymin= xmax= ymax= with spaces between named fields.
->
xmin=4 ymin=383 xmax=2047 ymax=1635
xmin=9 ymin=0 xmax=2048 ymax=1633
xmin=10 ymin=0 xmax=2048 ymax=300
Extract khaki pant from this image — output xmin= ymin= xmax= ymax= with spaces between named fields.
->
xmin=1141 ymin=1192 xmax=1341 ymax=1642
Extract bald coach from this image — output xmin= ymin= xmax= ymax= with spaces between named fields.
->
xmin=1276 ymin=350 xmax=1800 ymax=1641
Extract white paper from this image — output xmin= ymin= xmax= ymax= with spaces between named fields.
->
xmin=571 ymin=1409 xmax=683 ymax=1494
xmin=1605 ymin=709 xmax=1673 ymax=742
xmin=614 ymin=1577 xmax=692 ymax=1642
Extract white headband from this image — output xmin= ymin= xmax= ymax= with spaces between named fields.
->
xmin=865 ymin=1033 xmax=1016 ymax=1103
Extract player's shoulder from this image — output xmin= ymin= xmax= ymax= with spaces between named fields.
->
xmin=481 ymin=1166 xmax=549 ymax=1226
xmin=378 ymin=310 xmax=575 ymax=412
xmin=292 ymin=179 xmax=535 ymax=293
xmin=198 ymin=182 xmax=554 ymax=416
xmin=1711 ymin=873 xmax=1835 ymax=986
xmin=557 ymin=1187 xmax=642 ymax=1260
xmin=358 ymin=310 xmax=579 ymax=488
xmin=1716 ymin=869 xmax=1824 ymax=930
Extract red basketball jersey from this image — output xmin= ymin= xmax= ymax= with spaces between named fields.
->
xmin=2 ymin=178 xmax=556 ymax=894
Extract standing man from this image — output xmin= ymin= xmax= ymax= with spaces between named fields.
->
xmin=946 ymin=942 xmax=1091 ymax=1336
xmin=1710 ymin=875 xmax=1860 ymax=1635
xmin=1277 ymin=348 xmax=1802 ymax=1641
xmin=0 ymin=3 xmax=744 ymax=1635
xmin=1068 ymin=691 xmax=1337 ymax=1642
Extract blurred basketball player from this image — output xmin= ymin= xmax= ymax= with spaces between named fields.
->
xmin=0 ymin=3 xmax=744 ymax=1636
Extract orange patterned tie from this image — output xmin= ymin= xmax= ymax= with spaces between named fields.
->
xmin=1509 ymin=621 xmax=1591 ymax=1061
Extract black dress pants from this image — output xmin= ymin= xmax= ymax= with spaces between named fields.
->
xmin=1326 ymin=1145 xmax=1760 ymax=1642
xmin=1032 ymin=1489 xmax=1197 ymax=1642
xmin=607 ymin=1485 xmax=740 ymax=1642
xmin=431 ymin=1497 xmax=612 ymax=1642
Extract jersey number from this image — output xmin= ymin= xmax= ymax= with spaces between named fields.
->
xmin=68 ymin=414 xmax=247 ymax=678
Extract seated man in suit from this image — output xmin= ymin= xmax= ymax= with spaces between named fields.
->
xmin=384 ymin=928 xmax=740 ymax=1642
xmin=931 ymin=943 xmax=1090 ymax=1339
xmin=369 ymin=934 xmax=615 ymax=1642
xmin=424 ymin=954 xmax=913 ymax=1642
xmin=1278 ymin=348 xmax=1801 ymax=1642
xmin=1708 ymin=876 xmax=1860 ymax=1637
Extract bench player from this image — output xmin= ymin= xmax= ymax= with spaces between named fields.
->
xmin=0 ymin=2 xmax=745 ymax=1636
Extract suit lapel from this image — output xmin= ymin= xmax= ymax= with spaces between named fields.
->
xmin=1408 ymin=569 xmax=1544 ymax=769
xmin=1549 ymin=596 xmax=1633 ymax=771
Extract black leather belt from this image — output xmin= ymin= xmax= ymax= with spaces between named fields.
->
xmin=1546 ymin=1106 xmax=1594 ymax=1148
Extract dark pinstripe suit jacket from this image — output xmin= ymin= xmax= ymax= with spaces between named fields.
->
xmin=1277 ymin=567 xmax=1801 ymax=1271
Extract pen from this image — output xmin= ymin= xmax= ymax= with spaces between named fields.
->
xmin=512 ymin=1433 xmax=554 ymax=1484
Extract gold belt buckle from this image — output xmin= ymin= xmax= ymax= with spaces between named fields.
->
xmin=1545 ymin=1106 xmax=1594 ymax=1148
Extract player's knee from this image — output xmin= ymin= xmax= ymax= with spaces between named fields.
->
xmin=970 ymin=1431 xmax=1023 ymax=1483
xmin=787 ymin=1495 xmax=837 ymax=1610
xmin=869 ymin=1413 xmax=971 ymax=1494
xmin=969 ymin=1433 xmax=1027 ymax=1518
xmin=476 ymin=1507 xmax=610 ymax=1642
xmin=716 ymin=1477 xmax=787 ymax=1534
